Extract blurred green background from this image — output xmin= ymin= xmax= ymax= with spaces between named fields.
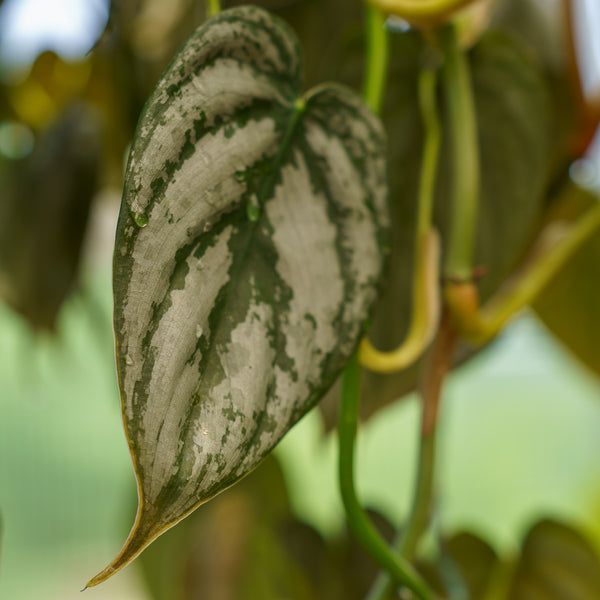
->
xmin=0 ymin=0 xmax=599 ymax=598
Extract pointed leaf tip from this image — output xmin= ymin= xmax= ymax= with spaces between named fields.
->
xmin=86 ymin=504 xmax=169 ymax=587
xmin=96 ymin=5 xmax=388 ymax=584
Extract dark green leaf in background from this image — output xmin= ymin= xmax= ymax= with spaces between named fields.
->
xmin=444 ymin=532 xmax=499 ymax=598
xmin=0 ymin=104 xmax=101 ymax=330
xmin=88 ymin=6 xmax=388 ymax=585
xmin=416 ymin=531 xmax=501 ymax=599
xmin=459 ymin=31 xmax=552 ymax=300
xmin=356 ymin=28 xmax=553 ymax=415
xmin=509 ymin=520 xmax=600 ymax=600
xmin=533 ymin=184 xmax=600 ymax=376
xmin=421 ymin=520 xmax=600 ymax=599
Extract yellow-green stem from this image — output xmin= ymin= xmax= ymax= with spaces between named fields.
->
xmin=363 ymin=5 xmax=390 ymax=114
xmin=359 ymin=66 xmax=442 ymax=373
xmin=348 ymin=7 xmax=439 ymax=598
xmin=359 ymin=230 xmax=440 ymax=372
xmin=442 ymin=24 xmax=480 ymax=282
xmin=207 ymin=0 xmax=221 ymax=18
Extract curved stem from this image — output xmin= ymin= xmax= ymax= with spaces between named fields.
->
xmin=360 ymin=66 xmax=442 ymax=373
xmin=339 ymin=354 xmax=438 ymax=600
xmin=369 ymin=0 xmax=477 ymax=23
xmin=442 ymin=24 xmax=480 ymax=282
xmin=360 ymin=229 xmax=440 ymax=372
xmin=363 ymin=4 xmax=390 ymax=114
xmin=366 ymin=312 xmax=457 ymax=600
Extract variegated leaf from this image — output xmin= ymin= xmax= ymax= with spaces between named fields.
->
xmin=87 ymin=6 xmax=388 ymax=587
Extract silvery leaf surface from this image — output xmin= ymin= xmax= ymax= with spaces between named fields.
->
xmin=88 ymin=6 xmax=388 ymax=586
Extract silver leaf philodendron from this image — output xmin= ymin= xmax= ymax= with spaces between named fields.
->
xmin=87 ymin=6 xmax=388 ymax=587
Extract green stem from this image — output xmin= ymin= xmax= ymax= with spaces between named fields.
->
xmin=442 ymin=24 xmax=480 ymax=282
xmin=366 ymin=313 xmax=457 ymax=600
xmin=363 ymin=5 xmax=390 ymax=115
xmin=207 ymin=0 xmax=221 ymax=18
xmin=339 ymin=354 xmax=438 ymax=600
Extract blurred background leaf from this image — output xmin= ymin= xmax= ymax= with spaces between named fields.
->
xmin=509 ymin=519 xmax=600 ymax=600
xmin=321 ymin=0 xmax=598 ymax=422
xmin=322 ymin=21 xmax=561 ymax=421
xmin=443 ymin=531 xmax=499 ymax=598
xmin=0 ymin=103 xmax=101 ymax=330
xmin=6 ymin=51 xmax=92 ymax=129
xmin=418 ymin=519 xmax=600 ymax=599
xmin=533 ymin=184 xmax=600 ymax=376
xmin=493 ymin=0 xmax=583 ymax=168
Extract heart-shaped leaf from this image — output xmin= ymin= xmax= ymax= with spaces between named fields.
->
xmin=509 ymin=520 xmax=600 ymax=599
xmin=87 ymin=6 xmax=388 ymax=586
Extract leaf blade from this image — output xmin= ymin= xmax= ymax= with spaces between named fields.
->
xmin=88 ymin=6 xmax=388 ymax=586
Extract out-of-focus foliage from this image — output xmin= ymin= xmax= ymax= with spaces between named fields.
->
xmin=359 ymin=27 xmax=554 ymax=415
xmin=534 ymin=184 xmax=600 ymax=376
xmin=420 ymin=520 xmax=600 ymax=599
xmin=443 ymin=532 xmax=499 ymax=598
xmin=4 ymin=51 xmax=92 ymax=129
xmin=0 ymin=103 xmax=101 ymax=330
xmin=318 ymin=0 xmax=596 ymax=422
xmin=509 ymin=520 xmax=600 ymax=599
xmin=0 ymin=0 xmax=213 ymax=331
xmin=137 ymin=456 xmax=395 ymax=600
xmin=0 ymin=51 xmax=110 ymax=329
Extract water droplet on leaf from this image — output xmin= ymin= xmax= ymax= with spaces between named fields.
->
xmin=386 ymin=15 xmax=411 ymax=33
xmin=131 ymin=211 xmax=149 ymax=227
xmin=247 ymin=194 xmax=260 ymax=222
